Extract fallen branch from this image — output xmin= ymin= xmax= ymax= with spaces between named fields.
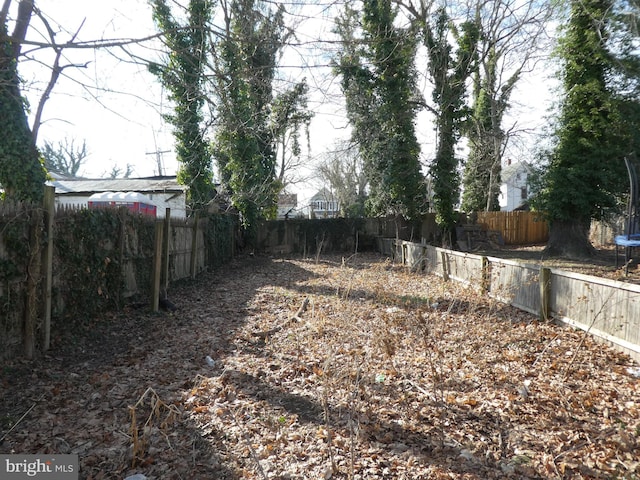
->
xmin=532 ymin=334 xmax=560 ymax=367
xmin=254 ymin=297 xmax=309 ymax=339
xmin=228 ymin=406 xmax=268 ymax=480
xmin=0 ymin=395 xmax=43 ymax=443
xmin=291 ymin=296 xmax=310 ymax=323
xmin=404 ymin=379 xmax=435 ymax=401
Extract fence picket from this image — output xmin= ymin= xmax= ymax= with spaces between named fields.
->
xmin=476 ymin=211 xmax=548 ymax=244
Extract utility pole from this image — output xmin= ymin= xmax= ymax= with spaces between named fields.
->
xmin=146 ymin=148 xmax=170 ymax=176
xmin=147 ymin=128 xmax=170 ymax=176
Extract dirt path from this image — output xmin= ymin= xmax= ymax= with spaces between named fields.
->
xmin=1 ymin=253 xmax=639 ymax=479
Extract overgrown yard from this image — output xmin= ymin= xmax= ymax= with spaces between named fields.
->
xmin=1 ymin=253 xmax=639 ymax=479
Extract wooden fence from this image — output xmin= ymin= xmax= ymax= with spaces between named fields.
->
xmin=476 ymin=211 xmax=549 ymax=245
xmin=0 ymin=188 xmax=236 ymax=360
xmin=395 ymin=240 xmax=640 ymax=362
xmin=258 ymin=211 xmax=548 ymax=257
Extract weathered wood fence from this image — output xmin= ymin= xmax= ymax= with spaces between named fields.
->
xmin=390 ymin=239 xmax=640 ymax=362
xmin=258 ymin=211 xmax=549 ymax=256
xmin=0 ymin=187 xmax=236 ymax=360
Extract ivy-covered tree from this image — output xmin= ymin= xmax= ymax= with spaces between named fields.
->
xmin=149 ymin=0 xmax=214 ymax=211
xmin=422 ymin=8 xmax=479 ymax=235
xmin=534 ymin=0 xmax=630 ymax=257
xmin=334 ymin=0 xmax=425 ymax=221
xmin=461 ymin=53 xmax=503 ymax=213
xmin=397 ymin=1 xmax=479 ymax=236
xmin=213 ymin=0 xmax=289 ymax=229
xmin=0 ymin=0 xmax=46 ymax=201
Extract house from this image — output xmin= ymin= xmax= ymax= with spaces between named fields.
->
xmin=499 ymin=161 xmax=532 ymax=212
xmin=307 ymin=188 xmax=340 ymax=218
xmin=47 ymin=175 xmax=188 ymax=218
xmin=277 ymin=193 xmax=298 ymax=219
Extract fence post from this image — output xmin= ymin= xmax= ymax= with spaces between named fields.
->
xmin=151 ymin=221 xmax=164 ymax=312
xmin=117 ymin=207 xmax=128 ymax=307
xmin=162 ymin=208 xmax=171 ymax=292
xmin=539 ymin=267 xmax=551 ymax=321
xmin=481 ymin=256 xmax=489 ymax=293
xmin=190 ymin=212 xmax=199 ymax=279
xmin=24 ymin=206 xmax=42 ymax=359
xmin=42 ymin=186 xmax=55 ymax=351
xmin=440 ymin=250 xmax=449 ymax=281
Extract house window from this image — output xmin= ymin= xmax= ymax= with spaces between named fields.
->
xmin=521 ymin=187 xmax=528 ymax=199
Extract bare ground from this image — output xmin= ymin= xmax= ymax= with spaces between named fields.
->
xmin=1 ymin=252 xmax=639 ymax=479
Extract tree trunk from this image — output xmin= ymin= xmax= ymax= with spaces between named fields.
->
xmin=544 ymin=219 xmax=595 ymax=258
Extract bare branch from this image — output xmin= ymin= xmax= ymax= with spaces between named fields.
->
xmin=14 ymin=31 xmax=167 ymax=53
xmin=31 ymin=7 xmax=88 ymax=142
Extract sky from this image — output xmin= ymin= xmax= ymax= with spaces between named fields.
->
xmin=14 ymin=0 xmax=556 ymax=204
xmin=18 ymin=0 xmax=191 ymax=179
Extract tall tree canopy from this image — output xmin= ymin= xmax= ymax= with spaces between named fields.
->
xmin=150 ymin=0 xmax=214 ymax=211
xmin=461 ymin=0 xmax=552 ymax=213
xmin=534 ymin=0 xmax=635 ymax=257
xmin=212 ymin=0 xmax=291 ymax=228
xmin=423 ymin=8 xmax=479 ymax=234
xmin=335 ymin=0 xmax=426 ymax=222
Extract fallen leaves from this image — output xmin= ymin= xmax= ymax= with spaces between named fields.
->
xmin=0 ymin=253 xmax=639 ymax=479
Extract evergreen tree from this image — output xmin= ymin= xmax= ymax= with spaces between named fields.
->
xmin=534 ymin=0 xmax=630 ymax=257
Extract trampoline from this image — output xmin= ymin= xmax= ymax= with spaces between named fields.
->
xmin=615 ymin=155 xmax=640 ymax=274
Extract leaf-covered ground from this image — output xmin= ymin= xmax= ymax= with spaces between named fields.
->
xmin=477 ymin=244 xmax=640 ymax=285
xmin=1 ymin=253 xmax=639 ymax=479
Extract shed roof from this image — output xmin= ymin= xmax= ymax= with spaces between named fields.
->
xmin=48 ymin=176 xmax=185 ymax=196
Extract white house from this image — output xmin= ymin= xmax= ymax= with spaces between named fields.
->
xmin=499 ymin=161 xmax=532 ymax=211
xmin=307 ymin=188 xmax=340 ymax=218
xmin=47 ymin=175 xmax=188 ymax=218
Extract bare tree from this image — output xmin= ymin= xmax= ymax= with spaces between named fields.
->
xmin=461 ymin=0 xmax=555 ymax=212
xmin=41 ymin=137 xmax=89 ymax=177
xmin=316 ymin=140 xmax=368 ymax=217
xmin=106 ymin=163 xmax=134 ymax=179
xmin=1 ymin=0 xmax=168 ymax=195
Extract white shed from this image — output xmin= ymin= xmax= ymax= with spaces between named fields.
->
xmin=47 ymin=176 xmax=187 ymax=218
